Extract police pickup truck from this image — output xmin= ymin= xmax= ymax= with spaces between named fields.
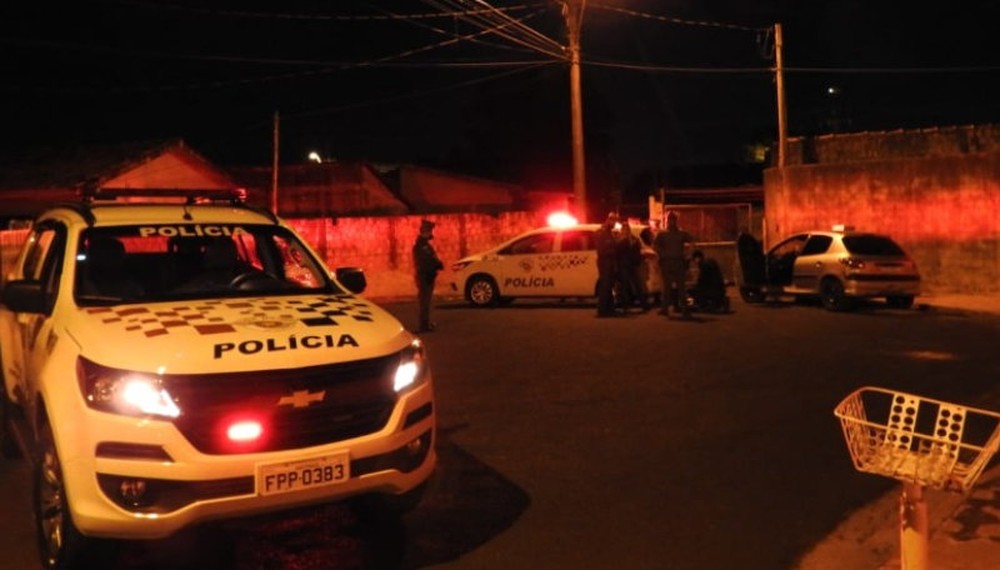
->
xmin=0 ymin=189 xmax=436 ymax=570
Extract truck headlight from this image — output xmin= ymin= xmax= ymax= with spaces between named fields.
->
xmin=394 ymin=339 xmax=429 ymax=393
xmin=78 ymin=357 xmax=181 ymax=419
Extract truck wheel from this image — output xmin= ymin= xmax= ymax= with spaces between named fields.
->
xmin=466 ymin=276 xmax=499 ymax=307
xmin=0 ymin=388 xmax=20 ymax=458
xmin=886 ymin=295 xmax=914 ymax=309
xmin=35 ymin=422 xmax=111 ymax=570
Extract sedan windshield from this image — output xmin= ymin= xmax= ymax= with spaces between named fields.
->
xmin=74 ymin=224 xmax=337 ymax=305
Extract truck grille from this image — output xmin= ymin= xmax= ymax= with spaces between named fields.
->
xmin=167 ymin=353 xmax=399 ymax=455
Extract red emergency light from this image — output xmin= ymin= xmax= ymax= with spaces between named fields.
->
xmin=546 ymin=211 xmax=578 ymax=228
xmin=225 ymin=418 xmax=264 ymax=444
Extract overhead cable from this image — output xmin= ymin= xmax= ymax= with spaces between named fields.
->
xmin=419 ymin=0 xmax=565 ymax=59
xmin=589 ymin=2 xmax=769 ymax=33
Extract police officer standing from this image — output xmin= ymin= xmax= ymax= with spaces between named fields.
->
xmin=413 ymin=219 xmax=444 ymax=332
xmin=595 ymin=212 xmax=619 ymax=318
xmin=653 ymin=210 xmax=694 ymax=319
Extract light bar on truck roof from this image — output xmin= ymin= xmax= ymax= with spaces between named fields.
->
xmin=80 ymin=187 xmax=247 ymax=205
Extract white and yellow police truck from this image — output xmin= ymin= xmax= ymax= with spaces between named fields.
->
xmin=0 ymin=189 xmax=435 ymax=570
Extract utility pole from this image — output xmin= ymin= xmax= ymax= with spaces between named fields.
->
xmin=562 ymin=0 xmax=587 ymax=221
xmin=774 ymin=23 xmax=788 ymax=168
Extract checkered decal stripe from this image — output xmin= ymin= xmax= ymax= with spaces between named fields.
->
xmin=86 ymin=296 xmax=375 ymax=338
xmin=539 ymin=253 xmax=590 ymax=271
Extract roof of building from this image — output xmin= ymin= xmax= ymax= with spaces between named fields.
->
xmin=0 ymin=138 xmax=228 ymax=190
xmin=0 ymin=139 xmax=239 ymax=221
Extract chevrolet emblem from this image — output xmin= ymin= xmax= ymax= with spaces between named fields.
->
xmin=277 ymin=389 xmax=326 ymax=408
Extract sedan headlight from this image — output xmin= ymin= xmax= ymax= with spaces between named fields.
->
xmin=393 ymin=339 xmax=429 ymax=393
xmin=78 ymin=357 xmax=181 ymax=419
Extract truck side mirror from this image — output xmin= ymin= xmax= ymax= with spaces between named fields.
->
xmin=1 ymin=280 xmax=47 ymax=314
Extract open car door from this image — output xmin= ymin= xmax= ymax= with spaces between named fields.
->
xmin=736 ymin=232 xmax=767 ymax=302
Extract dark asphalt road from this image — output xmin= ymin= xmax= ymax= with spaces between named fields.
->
xmin=3 ymin=295 xmax=1000 ymax=569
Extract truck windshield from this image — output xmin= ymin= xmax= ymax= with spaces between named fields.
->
xmin=74 ymin=224 xmax=337 ymax=305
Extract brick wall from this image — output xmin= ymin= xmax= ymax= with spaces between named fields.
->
xmin=0 ymin=229 xmax=29 ymax=281
xmin=0 ymin=212 xmax=542 ymax=300
xmin=287 ymin=211 xmax=539 ymax=299
xmin=785 ymin=124 xmax=1000 ymax=165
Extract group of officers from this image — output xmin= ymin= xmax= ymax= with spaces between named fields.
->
xmin=595 ymin=210 xmax=697 ymax=319
xmin=415 ymin=212 xmax=725 ymax=332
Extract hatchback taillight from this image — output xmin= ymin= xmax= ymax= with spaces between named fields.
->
xmin=839 ymin=257 xmax=865 ymax=269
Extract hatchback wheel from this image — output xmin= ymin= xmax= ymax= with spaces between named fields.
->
xmin=466 ymin=276 xmax=499 ymax=307
xmin=820 ymin=278 xmax=851 ymax=312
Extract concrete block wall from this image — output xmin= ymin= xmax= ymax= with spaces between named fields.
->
xmin=764 ymin=149 xmax=1000 ymax=294
xmin=0 ymin=213 xmax=543 ymax=300
xmin=786 ymin=124 xmax=1000 ymax=165
xmin=0 ymin=229 xmax=28 ymax=281
xmin=287 ymin=211 xmax=540 ymax=300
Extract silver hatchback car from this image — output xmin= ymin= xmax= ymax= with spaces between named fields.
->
xmin=737 ymin=226 xmax=921 ymax=311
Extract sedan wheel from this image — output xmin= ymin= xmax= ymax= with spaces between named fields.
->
xmin=820 ymin=278 xmax=851 ymax=312
xmin=467 ymin=276 xmax=499 ymax=307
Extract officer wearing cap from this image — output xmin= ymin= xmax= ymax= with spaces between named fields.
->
xmin=413 ymin=219 xmax=444 ymax=332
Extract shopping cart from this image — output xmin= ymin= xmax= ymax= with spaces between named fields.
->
xmin=834 ymin=386 xmax=1000 ymax=570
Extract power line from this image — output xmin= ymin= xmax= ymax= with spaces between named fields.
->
xmin=588 ymin=2 xmax=769 ymax=33
xmin=419 ymin=0 xmax=565 ymax=59
xmin=462 ymin=0 xmax=565 ymax=52
xmin=387 ymin=3 xmax=561 ymax=58
xmin=107 ymin=0 xmax=546 ymax=21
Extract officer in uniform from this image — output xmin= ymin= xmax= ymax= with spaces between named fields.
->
xmin=413 ymin=219 xmax=444 ymax=332
xmin=595 ymin=212 xmax=620 ymax=317
xmin=653 ymin=210 xmax=694 ymax=318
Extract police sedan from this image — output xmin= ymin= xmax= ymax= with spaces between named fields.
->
xmin=450 ymin=222 xmax=656 ymax=307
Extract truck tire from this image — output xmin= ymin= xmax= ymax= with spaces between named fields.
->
xmin=0 ymin=385 xmax=21 ymax=459
xmin=35 ymin=421 xmax=113 ymax=570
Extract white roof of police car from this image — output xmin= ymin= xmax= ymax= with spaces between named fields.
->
xmin=472 ymin=223 xmax=623 ymax=253
xmin=500 ymin=223 xmax=601 ymax=242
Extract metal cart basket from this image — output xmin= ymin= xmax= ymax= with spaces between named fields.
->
xmin=834 ymin=386 xmax=1000 ymax=493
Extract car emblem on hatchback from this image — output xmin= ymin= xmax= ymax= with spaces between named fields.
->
xmin=277 ymin=389 xmax=326 ymax=408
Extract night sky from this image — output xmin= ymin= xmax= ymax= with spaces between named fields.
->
xmin=2 ymin=1 xmax=998 ymax=200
